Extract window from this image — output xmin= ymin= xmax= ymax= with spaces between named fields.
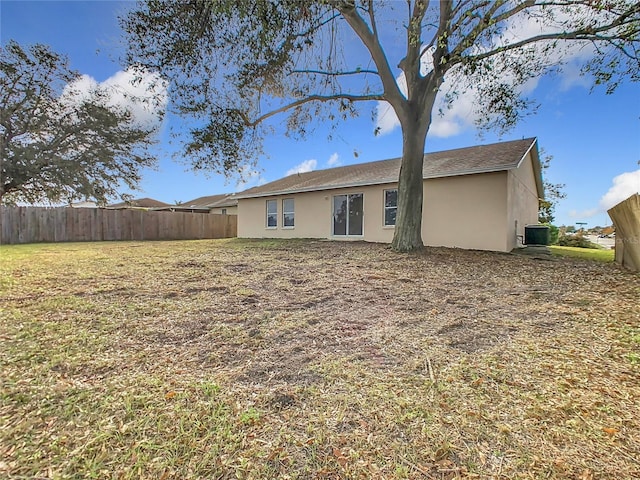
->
xmin=333 ymin=193 xmax=363 ymax=236
xmin=266 ymin=199 xmax=277 ymax=228
xmin=384 ymin=189 xmax=397 ymax=226
xmin=282 ymin=198 xmax=294 ymax=227
xmin=221 ymin=208 xmax=227 ymax=215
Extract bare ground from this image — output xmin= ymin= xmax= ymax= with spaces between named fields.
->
xmin=1 ymin=239 xmax=638 ymax=479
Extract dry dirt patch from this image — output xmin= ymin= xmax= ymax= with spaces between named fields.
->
xmin=1 ymin=239 xmax=638 ymax=479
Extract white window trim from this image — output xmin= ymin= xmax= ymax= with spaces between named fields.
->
xmin=266 ymin=199 xmax=277 ymax=229
xmin=331 ymin=193 xmax=365 ymax=237
xmin=383 ymin=188 xmax=398 ymax=228
xmin=282 ymin=198 xmax=295 ymax=229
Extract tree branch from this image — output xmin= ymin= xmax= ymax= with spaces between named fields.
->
xmin=464 ymin=27 xmax=639 ymax=65
xmin=402 ymin=0 xmax=430 ymax=89
xmin=332 ymin=1 xmax=405 ymax=108
xmin=451 ymin=1 xmax=640 ymax=64
xmin=287 ymin=10 xmax=343 ymax=44
xmin=596 ymin=37 xmax=640 ymax=61
xmin=367 ymin=0 xmax=378 ymax=39
xmin=448 ymin=1 xmax=491 ymax=42
xmin=290 ymin=68 xmax=379 ymax=76
xmin=430 ymin=0 xmax=453 ymax=72
xmin=449 ymin=0 xmax=508 ymax=61
xmin=239 ymin=92 xmax=385 ymax=127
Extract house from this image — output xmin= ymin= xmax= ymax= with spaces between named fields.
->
xmin=107 ymin=197 xmax=171 ymax=209
xmin=235 ymin=138 xmax=543 ymax=252
xmin=173 ymin=194 xmax=238 ymax=214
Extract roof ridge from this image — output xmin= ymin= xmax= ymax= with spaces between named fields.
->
xmin=281 ymin=137 xmax=537 ymax=177
xmin=237 ymin=137 xmax=538 ymax=199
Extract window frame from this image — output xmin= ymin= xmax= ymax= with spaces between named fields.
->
xmin=383 ymin=188 xmax=398 ymax=227
xmin=266 ymin=199 xmax=277 ymax=229
xmin=282 ymin=198 xmax=295 ymax=228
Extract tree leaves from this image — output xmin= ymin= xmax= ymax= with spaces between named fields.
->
xmin=0 ymin=41 xmax=160 ymax=205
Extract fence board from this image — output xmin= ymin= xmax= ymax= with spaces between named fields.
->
xmin=608 ymin=193 xmax=640 ymax=272
xmin=0 ymin=207 xmax=237 ymax=244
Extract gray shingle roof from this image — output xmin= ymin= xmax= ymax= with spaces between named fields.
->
xmin=236 ymin=138 xmax=540 ymax=199
xmin=178 ymin=194 xmax=238 ymax=209
xmin=108 ymin=197 xmax=171 ymax=208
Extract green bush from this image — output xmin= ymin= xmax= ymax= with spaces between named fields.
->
xmin=556 ymin=234 xmax=600 ymax=249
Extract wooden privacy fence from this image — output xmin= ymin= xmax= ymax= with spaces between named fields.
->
xmin=0 ymin=207 xmax=237 ymax=244
xmin=608 ymin=193 xmax=640 ymax=272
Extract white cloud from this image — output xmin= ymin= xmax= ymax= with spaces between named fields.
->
xmin=599 ymin=169 xmax=640 ymax=211
xmin=558 ymin=62 xmax=592 ymax=91
xmin=327 ymin=152 xmax=341 ymax=167
xmin=375 ymin=101 xmax=401 ymax=136
xmin=101 ymin=67 xmax=168 ymax=126
xmin=60 ymin=66 xmax=168 ymax=128
xmin=286 ymin=159 xmax=317 ymax=176
xmin=569 ymin=208 xmax=599 ymax=219
xmin=375 ymin=66 xmax=477 ymax=138
xmin=569 ymin=169 xmax=640 ymax=219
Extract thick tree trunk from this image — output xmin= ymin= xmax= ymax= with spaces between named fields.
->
xmin=391 ymin=97 xmax=434 ymax=252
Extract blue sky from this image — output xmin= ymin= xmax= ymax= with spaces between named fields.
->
xmin=2 ymin=0 xmax=639 ymax=227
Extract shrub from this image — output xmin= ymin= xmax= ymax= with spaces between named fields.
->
xmin=556 ymin=234 xmax=600 ymax=249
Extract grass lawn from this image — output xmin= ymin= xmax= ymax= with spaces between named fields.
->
xmin=1 ymin=239 xmax=639 ymax=479
xmin=549 ymin=245 xmax=615 ymax=263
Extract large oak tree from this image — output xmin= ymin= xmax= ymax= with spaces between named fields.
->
xmin=122 ymin=0 xmax=639 ymax=251
xmin=0 ymin=41 xmax=162 ymax=206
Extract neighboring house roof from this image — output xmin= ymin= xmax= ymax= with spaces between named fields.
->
xmin=236 ymin=138 xmax=543 ymax=199
xmin=70 ymin=201 xmax=98 ymax=208
xmin=178 ymin=193 xmax=238 ymax=209
xmin=108 ymin=197 xmax=171 ymax=209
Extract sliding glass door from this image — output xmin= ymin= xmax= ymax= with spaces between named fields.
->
xmin=333 ymin=193 xmax=363 ymax=236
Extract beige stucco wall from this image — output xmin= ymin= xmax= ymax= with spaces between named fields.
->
xmin=506 ymin=152 xmax=541 ymax=251
xmin=210 ymin=205 xmax=238 ymax=215
xmin=238 ymin=170 xmax=533 ymax=252
xmin=237 ymin=184 xmax=394 ymax=241
xmin=422 ymin=172 xmax=508 ymax=251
